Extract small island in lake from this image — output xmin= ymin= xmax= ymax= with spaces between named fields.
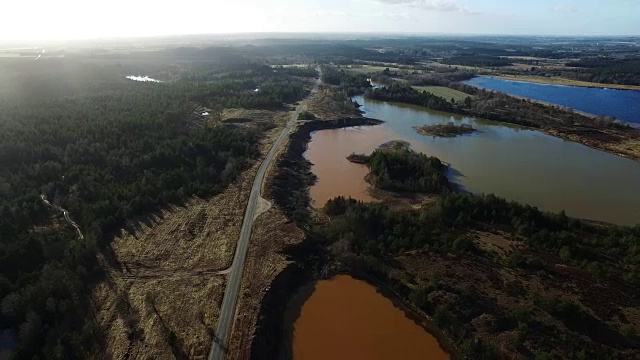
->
xmin=414 ymin=122 xmax=477 ymax=138
xmin=347 ymin=140 xmax=411 ymax=164
xmin=346 ymin=140 xmax=451 ymax=194
xmin=378 ymin=139 xmax=411 ymax=151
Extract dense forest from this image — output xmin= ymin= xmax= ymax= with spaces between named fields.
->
xmin=414 ymin=122 xmax=477 ymax=137
xmin=451 ymin=82 xmax=635 ymax=129
xmin=439 ymin=192 xmax=640 ymax=284
xmin=559 ymin=58 xmax=640 ymax=86
xmin=273 ymin=66 xmax=319 ymax=78
xmin=241 ymin=37 xmax=640 ymax=360
xmin=349 ymin=145 xmax=452 ymax=193
xmin=283 ymin=140 xmax=640 ymax=359
xmin=506 ymin=59 xmax=640 ymax=87
xmin=0 ymin=54 xmax=315 ymax=358
xmin=249 ymin=37 xmax=640 ymax=87
xmin=3 ymin=36 xmax=640 ymax=359
xmin=326 ymin=136 xmax=640 ymax=286
xmin=365 ymin=75 xmax=630 ymax=131
xmin=316 ymin=143 xmax=640 ymax=358
xmin=401 ymin=70 xmax=475 ymax=87
xmin=188 ymin=77 xmax=306 ymax=110
xmin=365 ymin=83 xmax=455 ymax=112
xmin=441 ymin=55 xmax=513 ymax=67
xmin=314 ymin=37 xmax=640 ymax=87
xmin=265 ymin=114 xmax=640 ymax=357
xmin=320 ymin=65 xmax=371 ymax=95
xmin=0 ymin=59 xmax=308 ymax=109
xmin=319 ymin=192 xmax=640 ymax=358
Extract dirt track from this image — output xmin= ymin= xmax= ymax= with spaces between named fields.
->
xmin=92 ymin=121 xmax=287 ymax=359
xmin=209 ymin=68 xmax=322 ymax=360
xmin=224 ymin=182 xmax=306 ymax=360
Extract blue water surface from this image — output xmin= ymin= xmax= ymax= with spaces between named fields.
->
xmin=464 ymin=77 xmax=640 ymax=124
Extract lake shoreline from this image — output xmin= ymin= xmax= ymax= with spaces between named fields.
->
xmin=338 ymin=272 xmax=458 ymax=359
xmin=366 ymin=93 xmax=640 ymax=164
xmin=465 ymin=80 xmax=601 ymax=119
xmin=474 ymin=76 xmax=640 ymax=129
xmin=253 ymin=260 xmax=460 ymax=359
xmin=461 ymin=80 xmax=640 ymax=163
xmin=251 ymin=97 xmax=639 ymax=360
xmin=250 ymin=114 xmax=458 ymax=360
xmin=269 ymin=116 xmax=384 ymax=218
xmin=281 ymin=274 xmax=458 ymax=360
xmin=344 ymin=95 xmax=640 ymax=224
xmin=485 ymin=74 xmax=640 ymax=91
xmin=414 ymin=123 xmax=478 ymax=138
xmin=465 ymin=75 xmax=640 ymax=123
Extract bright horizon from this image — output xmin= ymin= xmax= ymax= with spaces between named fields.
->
xmin=2 ymin=0 xmax=639 ymax=42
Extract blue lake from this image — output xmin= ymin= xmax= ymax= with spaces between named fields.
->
xmin=464 ymin=77 xmax=640 ymax=124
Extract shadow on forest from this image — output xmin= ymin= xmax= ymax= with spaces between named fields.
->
xmin=446 ymin=166 xmax=468 ymax=193
xmin=119 ymin=198 xmax=193 ymax=239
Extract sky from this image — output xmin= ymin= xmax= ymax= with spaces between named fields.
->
xmin=1 ymin=0 xmax=639 ymax=41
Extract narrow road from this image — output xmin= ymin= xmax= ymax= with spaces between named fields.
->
xmin=40 ymin=194 xmax=84 ymax=240
xmin=209 ymin=68 xmax=321 ymax=360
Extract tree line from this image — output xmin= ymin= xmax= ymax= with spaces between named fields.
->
xmin=441 ymin=55 xmax=513 ymax=67
xmin=562 ymin=58 xmax=640 ymax=86
xmin=364 ymin=74 xmax=630 ymax=131
xmin=319 ymin=190 xmax=640 ymax=358
xmin=313 ymin=143 xmax=640 ymax=358
xmin=320 ymin=65 xmax=371 ymax=95
xmin=365 ymin=83 xmax=455 ymax=112
xmin=349 ymin=146 xmax=452 ymax=194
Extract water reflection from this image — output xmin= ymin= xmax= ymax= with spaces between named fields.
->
xmin=305 ymin=126 xmax=391 ymax=206
xmin=446 ymin=167 xmax=467 ymax=193
xmin=305 ymin=96 xmax=640 ymax=225
xmin=465 ymin=77 xmax=640 ymax=124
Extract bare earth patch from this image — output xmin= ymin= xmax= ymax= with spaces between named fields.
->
xmin=609 ymin=138 xmax=640 ymax=161
xmin=548 ymin=128 xmax=640 ymax=162
xmin=473 ymin=230 xmax=524 ymax=257
xmin=222 ymin=108 xmax=279 ymax=125
xmin=306 ymin=87 xmax=361 ymax=121
xmin=92 ymin=166 xmax=256 ymax=358
xmin=225 ymin=206 xmax=305 ymax=360
xmin=92 ymin=116 xmax=285 ymax=359
xmin=92 ymin=274 xmax=224 ymax=359
xmin=392 ymin=240 xmax=640 ymax=357
xmin=224 ymin=136 xmax=307 ymax=359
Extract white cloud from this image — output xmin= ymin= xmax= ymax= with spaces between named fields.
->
xmin=374 ymin=0 xmax=480 ymax=14
xmin=553 ymin=4 xmax=578 ymax=13
xmin=315 ymin=10 xmax=348 ymax=17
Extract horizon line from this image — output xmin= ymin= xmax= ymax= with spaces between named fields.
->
xmin=2 ymin=31 xmax=640 ymax=46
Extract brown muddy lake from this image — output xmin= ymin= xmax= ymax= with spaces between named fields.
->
xmin=304 ymin=96 xmax=640 ymax=225
xmin=286 ymin=275 xmax=449 ymax=360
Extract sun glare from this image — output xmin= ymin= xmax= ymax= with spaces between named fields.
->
xmin=0 ymin=0 xmax=265 ymax=41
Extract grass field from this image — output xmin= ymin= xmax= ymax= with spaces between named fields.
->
xmin=342 ymin=65 xmax=402 ymax=74
xmin=412 ymin=86 xmax=471 ymax=102
xmin=273 ymin=64 xmax=311 ymax=68
xmin=427 ymin=61 xmax=484 ymax=72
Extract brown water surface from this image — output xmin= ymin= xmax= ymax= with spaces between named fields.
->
xmin=305 ymin=126 xmax=394 ymax=206
xmin=304 ymin=96 xmax=640 ymax=225
xmin=289 ymin=275 xmax=449 ymax=360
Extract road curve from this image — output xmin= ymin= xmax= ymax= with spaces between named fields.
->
xmin=40 ymin=194 xmax=84 ymax=240
xmin=209 ymin=68 xmax=321 ymax=360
